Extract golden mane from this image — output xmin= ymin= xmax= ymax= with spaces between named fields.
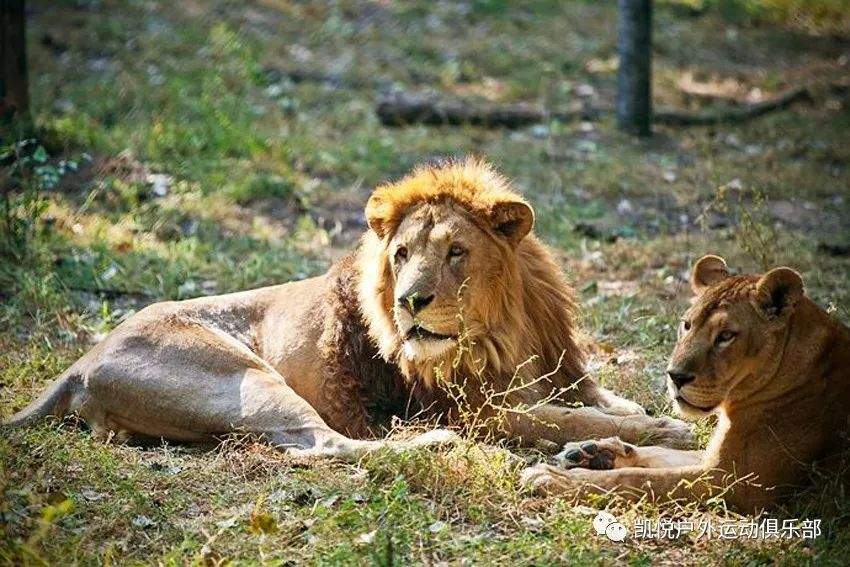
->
xmin=357 ymin=158 xmax=587 ymax=409
xmin=364 ymin=157 xmax=529 ymax=239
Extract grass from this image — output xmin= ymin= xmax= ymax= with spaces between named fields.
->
xmin=2 ymin=0 xmax=849 ymax=564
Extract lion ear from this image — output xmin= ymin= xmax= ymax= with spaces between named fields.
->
xmin=489 ymin=200 xmax=534 ymax=245
xmin=365 ymin=194 xmax=393 ymax=239
xmin=691 ymin=255 xmax=730 ymax=295
xmin=755 ymin=267 xmax=804 ymax=320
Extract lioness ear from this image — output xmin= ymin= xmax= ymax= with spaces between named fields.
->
xmin=755 ymin=267 xmax=803 ymax=320
xmin=691 ymin=255 xmax=730 ymax=295
xmin=489 ymin=200 xmax=534 ymax=245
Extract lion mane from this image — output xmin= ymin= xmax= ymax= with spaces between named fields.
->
xmin=353 ymin=158 xmax=588 ymax=414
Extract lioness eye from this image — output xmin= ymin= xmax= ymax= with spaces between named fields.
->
xmin=716 ymin=330 xmax=737 ymax=344
xmin=394 ymin=246 xmax=408 ymax=262
xmin=448 ymin=244 xmax=466 ymax=258
xmin=683 ymin=320 xmax=691 ymax=331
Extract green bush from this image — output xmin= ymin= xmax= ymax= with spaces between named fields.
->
xmin=666 ymin=0 xmax=850 ymax=33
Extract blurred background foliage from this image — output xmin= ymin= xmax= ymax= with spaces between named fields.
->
xmin=671 ymin=0 xmax=850 ymax=35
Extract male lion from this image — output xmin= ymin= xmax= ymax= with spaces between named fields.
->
xmin=521 ymin=255 xmax=850 ymax=512
xmin=4 ymin=159 xmax=691 ymax=459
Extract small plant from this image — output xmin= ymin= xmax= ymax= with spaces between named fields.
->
xmin=0 ymin=140 xmax=79 ymax=262
xmin=429 ymin=281 xmax=583 ymax=444
xmin=699 ymin=181 xmax=779 ymax=271
xmin=734 ymin=187 xmax=780 ymax=271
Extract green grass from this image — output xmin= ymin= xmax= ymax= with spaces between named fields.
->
xmin=2 ymin=0 xmax=850 ymax=564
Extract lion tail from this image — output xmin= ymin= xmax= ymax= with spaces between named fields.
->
xmin=2 ymin=372 xmax=79 ymax=430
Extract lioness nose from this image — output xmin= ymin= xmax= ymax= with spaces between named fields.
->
xmin=398 ymin=292 xmax=435 ymax=314
xmin=668 ymin=371 xmax=696 ymax=388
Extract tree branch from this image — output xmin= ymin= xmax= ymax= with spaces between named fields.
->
xmin=376 ymin=86 xmax=819 ymax=129
xmin=654 ymin=86 xmax=812 ymax=126
xmin=376 ymin=92 xmax=600 ymax=128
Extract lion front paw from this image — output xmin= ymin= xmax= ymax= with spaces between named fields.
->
xmin=554 ymin=437 xmax=636 ymax=470
xmin=520 ymin=463 xmax=590 ymax=495
xmin=405 ymin=428 xmax=461 ymax=449
xmin=520 ymin=463 xmax=564 ymax=494
xmin=599 ymin=396 xmax=646 ymax=417
xmin=646 ymin=416 xmax=696 ymax=449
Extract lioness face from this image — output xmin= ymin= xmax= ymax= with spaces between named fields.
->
xmin=666 ymin=255 xmax=804 ymax=418
xmin=668 ymin=298 xmax=764 ymax=417
xmin=388 ymin=202 xmax=505 ymax=361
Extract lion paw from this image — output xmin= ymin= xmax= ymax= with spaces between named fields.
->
xmin=554 ymin=437 xmax=635 ymax=470
xmin=640 ymin=416 xmax=696 ymax=449
xmin=599 ymin=397 xmax=646 ymax=417
xmin=405 ymin=428 xmax=461 ymax=449
xmin=520 ymin=463 xmax=562 ymax=493
xmin=520 ymin=463 xmax=587 ymax=495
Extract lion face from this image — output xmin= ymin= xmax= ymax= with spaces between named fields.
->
xmin=667 ymin=255 xmax=804 ymax=418
xmin=362 ymin=159 xmax=534 ymax=363
xmin=387 ymin=202 xmax=477 ymax=360
xmin=388 ymin=199 xmax=533 ymax=361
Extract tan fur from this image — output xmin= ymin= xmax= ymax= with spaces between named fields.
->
xmin=3 ymin=159 xmax=693 ymax=460
xmin=522 ymin=255 xmax=850 ymax=512
xmin=356 ymin=158 xmax=692 ymax=447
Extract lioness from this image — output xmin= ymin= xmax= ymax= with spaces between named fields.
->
xmin=4 ymin=159 xmax=691 ymax=459
xmin=521 ymin=255 xmax=850 ymax=512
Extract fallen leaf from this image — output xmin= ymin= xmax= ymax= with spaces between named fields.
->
xmin=248 ymin=511 xmax=278 ymax=535
xmin=597 ymin=342 xmax=615 ymax=355
xmin=132 ymin=515 xmax=156 ymax=528
xmin=217 ymin=517 xmax=239 ymax=529
xmin=429 ymin=520 xmax=448 ymax=533
xmin=147 ymin=173 xmax=173 ymax=197
xmin=521 ymin=516 xmax=545 ymax=530
xmin=80 ymin=488 xmax=104 ymax=501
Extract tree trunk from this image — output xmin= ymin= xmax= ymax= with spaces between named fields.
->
xmin=1 ymin=0 xmax=29 ymax=122
xmin=617 ymin=0 xmax=652 ymax=136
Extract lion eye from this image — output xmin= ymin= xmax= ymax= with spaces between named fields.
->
xmin=682 ymin=320 xmax=691 ymax=331
xmin=448 ymin=244 xmax=466 ymax=259
xmin=394 ymin=246 xmax=408 ymax=263
xmin=716 ymin=330 xmax=737 ymax=344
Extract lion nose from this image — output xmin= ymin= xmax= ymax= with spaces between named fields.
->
xmin=397 ymin=292 xmax=435 ymax=315
xmin=668 ymin=371 xmax=696 ymax=389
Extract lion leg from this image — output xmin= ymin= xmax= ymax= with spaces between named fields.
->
xmin=588 ymin=385 xmax=647 ymax=416
xmin=78 ymin=404 xmax=133 ymax=444
xmin=518 ymin=404 xmax=695 ymax=449
xmin=568 ymin=377 xmax=646 ymax=416
xmin=520 ymin=463 xmax=715 ymax=503
xmin=554 ymin=437 xmax=704 ymax=470
xmin=234 ymin=369 xmax=458 ymax=459
xmin=76 ymin=322 xmax=456 ymax=461
xmin=88 ymin=364 xmax=457 ymax=461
